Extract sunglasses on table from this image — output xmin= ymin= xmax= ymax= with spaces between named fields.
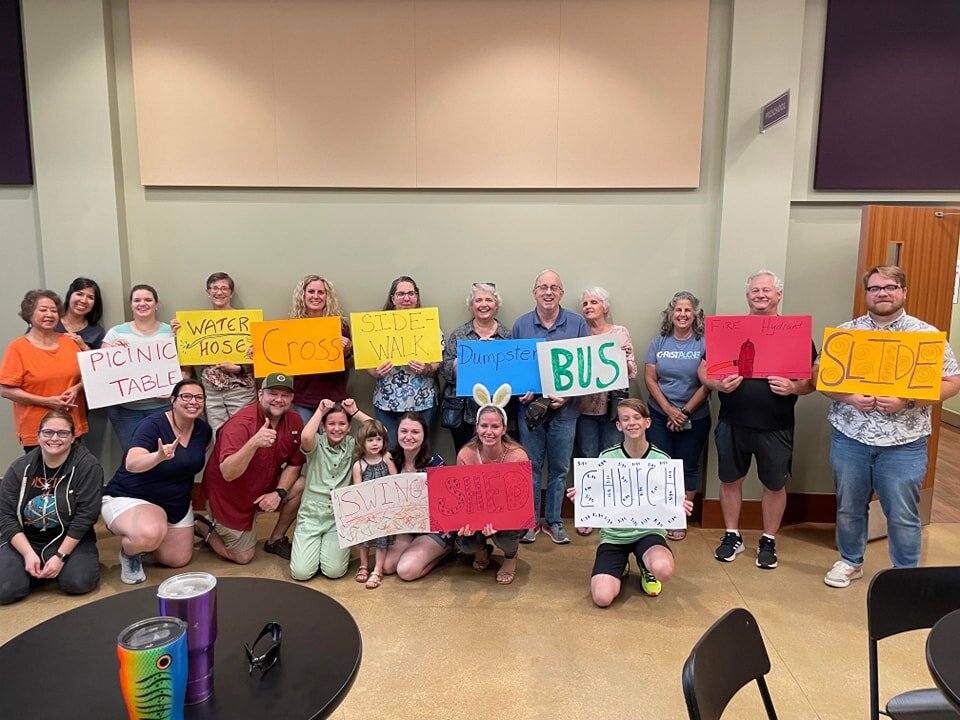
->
xmin=245 ymin=622 xmax=282 ymax=677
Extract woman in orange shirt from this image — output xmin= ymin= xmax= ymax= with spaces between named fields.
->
xmin=0 ymin=290 xmax=87 ymax=450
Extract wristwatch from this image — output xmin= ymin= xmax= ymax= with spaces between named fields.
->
xmin=275 ymin=487 xmax=288 ymax=501
xmin=680 ymin=407 xmax=692 ymax=417
xmin=55 ymin=550 xmax=70 ymax=563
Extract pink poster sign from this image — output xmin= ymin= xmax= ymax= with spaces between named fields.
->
xmin=427 ymin=462 xmax=535 ymax=532
xmin=705 ymin=315 xmax=813 ymax=380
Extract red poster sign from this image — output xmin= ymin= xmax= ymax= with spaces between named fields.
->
xmin=705 ymin=315 xmax=813 ymax=379
xmin=427 ymin=462 xmax=535 ymax=532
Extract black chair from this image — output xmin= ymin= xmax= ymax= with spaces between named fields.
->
xmin=867 ymin=566 xmax=960 ymax=720
xmin=682 ymin=608 xmax=778 ymax=720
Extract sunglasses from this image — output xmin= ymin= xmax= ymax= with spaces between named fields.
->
xmin=244 ymin=622 xmax=282 ymax=678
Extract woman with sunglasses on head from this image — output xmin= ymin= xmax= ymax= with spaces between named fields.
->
xmin=170 ymin=273 xmax=257 ymax=434
xmin=0 ymin=412 xmax=103 ymax=604
xmin=1 ymin=290 xmax=88 ymax=450
xmin=102 ymin=284 xmax=177 ymax=453
xmin=369 ymin=277 xmax=442 ymax=447
xmin=439 ymin=282 xmax=513 ymax=452
xmin=56 ymin=277 xmax=106 ymax=352
xmin=101 ymin=379 xmax=212 ymax=585
xmin=288 ymin=275 xmax=353 ymax=425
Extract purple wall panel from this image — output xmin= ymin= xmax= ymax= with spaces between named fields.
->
xmin=815 ymin=0 xmax=960 ymax=191
xmin=0 ymin=0 xmax=33 ymax=185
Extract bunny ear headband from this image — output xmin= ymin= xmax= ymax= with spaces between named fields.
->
xmin=473 ymin=383 xmax=512 ymax=425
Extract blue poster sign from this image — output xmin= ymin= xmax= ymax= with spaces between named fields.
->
xmin=456 ymin=339 xmax=543 ymax=396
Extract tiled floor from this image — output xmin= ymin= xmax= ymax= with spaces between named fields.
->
xmin=3 ymin=516 xmax=958 ymax=719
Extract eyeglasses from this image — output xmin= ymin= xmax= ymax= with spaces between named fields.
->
xmin=39 ymin=429 xmax=73 ymax=439
xmin=393 ymin=290 xmax=418 ymax=298
xmin=866 ymin=284 xmax=902 ymax=294
xmin=245 ymin=622 xmax=282 ymax=677
xmin=535 ymin=284 xmax=562 ymax=293
xmin=208 ymin=285 xmax=232 ymax=294
xmin=177 ymin=393 xmax=206 ymax=403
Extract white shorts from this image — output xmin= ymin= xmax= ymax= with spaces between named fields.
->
xmin=101 ymin=495 xmax=194 ymax=530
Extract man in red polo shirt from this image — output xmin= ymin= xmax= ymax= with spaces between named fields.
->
xmin=199 ymin=373 xmax=305 ymax=563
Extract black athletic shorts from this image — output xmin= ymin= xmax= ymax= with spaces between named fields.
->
xmin=591 ymin=535 xmax=670 ymax=578
xmin=714 ymin=420 xmax=793 ymax=491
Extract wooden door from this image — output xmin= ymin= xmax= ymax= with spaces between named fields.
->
xmin=856 ymin=205 xmax=960 ymax=530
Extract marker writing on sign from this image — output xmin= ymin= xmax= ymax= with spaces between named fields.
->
xmin=549 ymin=342 xmax=620 ymax=392
xmin=260 ymin=327 xmax=342 ymax=368
xmin=580 ymin=463 xmax=680 ymax=510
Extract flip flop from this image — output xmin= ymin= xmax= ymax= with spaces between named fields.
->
xmin=667 ymin=529 xmax=687 ymax=541
xmin=472 ymin=544 xmax=492 ymax=571
xmin=496 ymin=568 xmax=516 ymax=585
xmin=575 ymin=527 xmax=594 ymax=537
xmin=194 ymin=515 xmax=215 ymax=543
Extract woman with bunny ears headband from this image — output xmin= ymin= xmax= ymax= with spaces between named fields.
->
xmin=454 ymin=383 xmax=529 ymax=585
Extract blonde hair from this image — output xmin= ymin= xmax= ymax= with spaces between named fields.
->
xmin=290 ymin=275 xmax=342 ymax=319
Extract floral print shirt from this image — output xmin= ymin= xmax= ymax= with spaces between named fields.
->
xmin=372 ymin=330 xmax=445 ymax=412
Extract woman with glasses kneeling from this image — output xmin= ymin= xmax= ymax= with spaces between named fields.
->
xmin=101 ymin=379 xmax=212 ymax=585
xmin=0 ymin=412 xmax=103 ymax=604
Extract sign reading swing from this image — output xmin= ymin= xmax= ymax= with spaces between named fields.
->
xmin=536 ymin=334 xmax=629 ymax=398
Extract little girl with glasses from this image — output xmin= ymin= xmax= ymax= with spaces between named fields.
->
xmin=352 ymin=420 xmax=398 ymax=589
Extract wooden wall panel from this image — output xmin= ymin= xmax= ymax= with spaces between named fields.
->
xmin=557 ymin=0 xmax=709 ymax=188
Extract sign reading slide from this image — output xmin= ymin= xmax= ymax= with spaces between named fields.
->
xmin=574 ymin=457 xmax=685 ymax=530
xmin=816 ymin=327 xmax=946 ymax=401
xmin=331 ymin=473 xmax=429 ymax=549
xmin=250 ymin=317 xmax=345 ymax=377
xmin=350 ymin=308 xmax=442 ymax=370
xmin=456 ymin=339 xmax=542 ymax=396
xmin=79 ymin=337 xmax=181 ymax=409
xmin=427 ymin=462 xmax=535 ymax=532
xmin=175 ymin=309 xmax=262 ymax=365
xmin=705 ymin=315 xmax=813 ymax=379
xmin=536 ymin=334 xmax=629 ymax=398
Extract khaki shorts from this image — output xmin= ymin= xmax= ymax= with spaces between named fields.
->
xmin=208 ymin=506 xmax=258 ymax=554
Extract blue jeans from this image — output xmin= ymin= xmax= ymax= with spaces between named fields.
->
xmin=375 ymin=406 xmax=437 ymax=449
xmin=292 ymin=403 xmax=316 ymax=426
xmin=830 ymin=428 xmax=927 ymax=568
xmin=575 ymin=414 xmax=623 ymax=458
xmin=646 ymin=407 xmax=711 ymax=493
xmin=108 ymin=405 xmax=162 ymax=454
xmin=518 ymin=414 xmax=577 ymax=527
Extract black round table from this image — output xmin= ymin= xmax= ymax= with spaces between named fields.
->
xmin=926 ymin=608 xmax=960 ymax=713
xmin=0 ymin=576 xmax=362 ymax=719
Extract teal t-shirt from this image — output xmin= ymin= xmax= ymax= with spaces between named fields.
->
xmin=597 ymin=443 xmax=670 ymax=545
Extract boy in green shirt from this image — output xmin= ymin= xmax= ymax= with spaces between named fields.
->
xmin=567 ymin=398 xmax=693 ymax=607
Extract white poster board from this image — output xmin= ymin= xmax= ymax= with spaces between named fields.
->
xmin=78 ymin=338 xmax=181 ymax=409
xmin=537 ymin=333 xmax=629 ymax=398
xmin=573 ymin=457 xmax=686 ymax=530
xmin=331 ymin=472 xmax=429 ymax=548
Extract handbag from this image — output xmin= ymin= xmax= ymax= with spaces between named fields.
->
xmin=440 ymin=396 xmax=467 ymax=429
xmin=607 ymin=388 xmax=630 ymax=422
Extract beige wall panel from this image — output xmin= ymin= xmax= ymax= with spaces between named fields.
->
xmin=557 ymin=0 xmax=709 ymax=188
xmin=273 ymin=0 xmax=417 ymax=187
xmin=129 ymin=0 xmax=278 ymax=186
xmin=414 ymin=0 xmax=560 ymax=187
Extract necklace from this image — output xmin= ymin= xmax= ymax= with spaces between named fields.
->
xmin=61 ymin=315 xmax=88 ymax=333
xmin=480 ymin=446 xmax=507 ymax=464
xmin=40 ymin=457 xmax=67 ymax=493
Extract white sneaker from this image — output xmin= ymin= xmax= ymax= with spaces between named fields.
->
xmin=824 ymin=560 xmax=863 ymax=588
xmin=119 ymin=549 xmax=146 ymax=585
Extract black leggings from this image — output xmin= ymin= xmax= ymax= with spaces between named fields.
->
xmin=0 ymin=536 xmax=100 ymax=605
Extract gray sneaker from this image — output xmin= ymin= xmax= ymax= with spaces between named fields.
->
xmin=542 ymin=523 xmax=571 ymax=544
xmin=119 ymin=549 xmax=146 ymax=585
xmin=520 ymin=525 xmax=541 ymax=543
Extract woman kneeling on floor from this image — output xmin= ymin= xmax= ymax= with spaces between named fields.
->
xmin=290 ymin=398 xmax=373 ymax=583
xmin=0 ymin=412 xmax=103 ymax=604
xmin=456 ymin=384 xmax=528 ymax=586
xmin=567 ymin=398 xmax=693 ymax=608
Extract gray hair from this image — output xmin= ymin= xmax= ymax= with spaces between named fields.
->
xmin=746 ymin=269 xmax=783 ymax=292
xmin=533 ymin=269 xmax=563 ymax=289
xmin=467 ymin=282 xmax=502 ymax=310
xmin=658 ymin=291 xmax=705 ymax=339
xmin=580 ymin=287 xmax=611 ymax=317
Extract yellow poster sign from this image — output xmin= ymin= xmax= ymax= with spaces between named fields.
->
xmin=350 ymin=308 xmax=442 ymax=370
xmin=251 ymin=317 xmax=345 ymax=377
xmin=175 ymin=309 xmax=263 ymax=365
xmin=816 ymin=327 xmax=946 ymax=400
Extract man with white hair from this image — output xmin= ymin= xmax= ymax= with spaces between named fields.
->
xmin=698 ymin=270 xmax=815 ymax=569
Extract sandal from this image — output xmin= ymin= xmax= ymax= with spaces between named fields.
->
xmin=575 ymin=527 xmax=594 ymax=537
xmin=667 ymin=529 xmax=687 ymax=541
xmin=355 ymin=566 xmax=369 ymax=583
xmin=472 ymin=544 xmax=492 ymax=571
xmin=496 ymin=558 xmax=517 ymax=585
xmin=365 ymin=571 xmax=382 ymax=590
xmin=194 ymin=515 xmax=215 ymax=543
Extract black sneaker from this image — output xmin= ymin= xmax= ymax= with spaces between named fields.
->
xmin=756 ymin=536 xmax=778 ymax=569
xmin=714 ymin=532 xmax=744 ymax=562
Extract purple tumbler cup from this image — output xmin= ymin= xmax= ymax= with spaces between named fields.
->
xmin=158 ymin=572 xmax=218 ymax=704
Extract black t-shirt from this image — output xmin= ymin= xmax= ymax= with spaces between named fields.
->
xmin=21 ymin=464 xmax=66 ymax=545
xmin=716 ymin=341 xmax=818 ymax=431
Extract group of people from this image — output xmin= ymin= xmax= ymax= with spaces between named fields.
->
xmin=0 ymin=264 xmax=955 ymax=607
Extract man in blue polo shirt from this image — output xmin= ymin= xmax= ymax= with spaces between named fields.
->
xmin=512 ymin=270 xmax=589 ymax=544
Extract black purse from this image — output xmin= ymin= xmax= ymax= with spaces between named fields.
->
xmin=607 ymin=388 xmax=630 ymax=422
xmin=440 ymin=396 xmax=467 ymax=429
